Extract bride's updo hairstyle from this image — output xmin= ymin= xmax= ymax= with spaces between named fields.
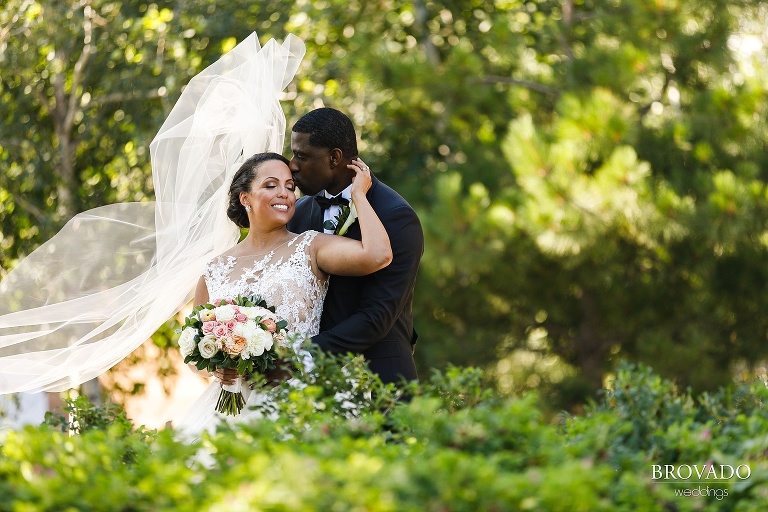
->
xmin=228 ymin=152 xmax=291 ymax=228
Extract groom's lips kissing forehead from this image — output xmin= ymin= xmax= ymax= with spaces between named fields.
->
xmin=291 ymin=172 xmax=305 ymax=190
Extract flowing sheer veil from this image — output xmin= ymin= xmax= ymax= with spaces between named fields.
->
xmin=0 ymin=33 xmax=305 ymax=394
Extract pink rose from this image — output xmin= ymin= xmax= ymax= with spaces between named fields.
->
xmin=234 ymin=313 xmax=248 ymax=322
xmin=226 ymin=319 xmax=237 ymax=332
xmin=201 ymin=321 xmax=216 ymax=335
xmin=212 ymin=323 xmax=228 ymax=338
xmin=261 ymin=318 xmax=277 ymax=333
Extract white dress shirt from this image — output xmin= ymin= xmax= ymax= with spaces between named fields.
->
xmin=321 ymin=185 xmax=353 ymax=234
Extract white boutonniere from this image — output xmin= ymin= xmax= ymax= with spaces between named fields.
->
xmin=323 ymin=201 xmax=358 ymax=236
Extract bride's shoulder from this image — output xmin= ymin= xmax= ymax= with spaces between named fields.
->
xmin=293 ymin=230 xmax=327 ymax=249
xmin=289 ymin=230 xmax=322 ymax=243
xmin=203 ymin=253 xmax=235 ymax=273
xmin=216 ymin=239 xmax=256 ymax=259
xmin=204 ymin=244 xmax=244 ymax=270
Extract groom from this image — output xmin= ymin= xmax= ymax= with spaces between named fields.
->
xmin=287 ymin=108 xmax=423 ymax=385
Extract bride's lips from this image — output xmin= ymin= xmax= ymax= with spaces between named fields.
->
xmin=271 ymin=203 xmax=290 ymax=211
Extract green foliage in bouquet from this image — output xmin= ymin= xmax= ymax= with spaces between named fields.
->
xmin=2 ymin=359 xmax=768 ymax=511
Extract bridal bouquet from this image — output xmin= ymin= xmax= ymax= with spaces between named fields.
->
xmin=176 ymin=295 xmax=288 ymax=416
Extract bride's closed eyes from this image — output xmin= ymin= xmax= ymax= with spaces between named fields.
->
xmin=261 ymin=178 xmax=296 ymax=192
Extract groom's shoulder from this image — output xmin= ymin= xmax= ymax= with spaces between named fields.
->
xmin=371 ymin=178 xmax=415 ymax=213
xmin=296 ymin=194 xmax=315 ymax=204
xmin=287 ymin=195 xmax=314 ymax=232
xmin=294 ymin=194 xmax=315 ymax=210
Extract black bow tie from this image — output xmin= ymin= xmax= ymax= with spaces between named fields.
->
xmin=314 ymin=194 xmax=349 ymax=210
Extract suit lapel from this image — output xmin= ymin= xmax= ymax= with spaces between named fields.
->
xmin=310 ymin=195 xmax=324 ymax=231
xmin=342 ymin=176 xmax=376 ymax=239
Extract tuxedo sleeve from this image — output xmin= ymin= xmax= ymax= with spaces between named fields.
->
xmin=313 ymin=205 xmax=423 ymax=353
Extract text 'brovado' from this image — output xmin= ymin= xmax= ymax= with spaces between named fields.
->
xmin=652 ymin=464 xmax=751 ymax=481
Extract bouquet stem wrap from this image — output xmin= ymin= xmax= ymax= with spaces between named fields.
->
xmin=218 ymin=377 xmax=246 ymax=416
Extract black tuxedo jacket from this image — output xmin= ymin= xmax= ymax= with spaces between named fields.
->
xmin=287 ymin=174 xmax=423 ymax=384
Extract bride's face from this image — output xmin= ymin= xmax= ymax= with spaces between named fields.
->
xmin=240 ymin=160 xmax=296 ymax=226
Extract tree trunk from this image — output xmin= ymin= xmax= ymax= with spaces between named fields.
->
xmin=50 ymin=2 xmax=95 ymax=219
xmin=574 ymin=288 xmax=609 ymax=391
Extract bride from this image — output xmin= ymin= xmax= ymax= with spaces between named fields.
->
xmin=0 ymin=33 xmax=362 ymax=429
xmin=176 ymin=151 xmax=389 ymax=436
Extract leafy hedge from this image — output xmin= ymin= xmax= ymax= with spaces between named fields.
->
xmin=1 ymin=356 xmax=767 ymax=511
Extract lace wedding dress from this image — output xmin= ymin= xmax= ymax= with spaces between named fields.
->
xmin=175 ymin=230 xmax=328 ymax=439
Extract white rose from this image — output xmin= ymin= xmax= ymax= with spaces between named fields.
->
xmin=239 ymin=306 xmax=275 ymax=321
xmin=214 ymin=304 xmax=236 ymax=322
xmin=178 ymin=327 xmax=198 ymax=357
xmin=233 ymin=321 xmax=258 ymax=359
xmin=237 ymin=306 xmax=257 ymax=320
xmin=243 ymin=329 xmax=274 ymax=359
xmin=198 ymin=335 xmax=220 ymax=359
xmin=232 ymin=321 xmax=257 ymax=339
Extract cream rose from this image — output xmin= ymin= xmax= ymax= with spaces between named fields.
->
xmin=178 ymin=327 xmax=198 ymax=357
xmin=198 ymin=309 xmax=216 ymax=322
xmin=198 ymin=335 xmax=219 ymax=359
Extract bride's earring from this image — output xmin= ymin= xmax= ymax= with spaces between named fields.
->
xmin=244 ymin=204 xmax=251 ymax=212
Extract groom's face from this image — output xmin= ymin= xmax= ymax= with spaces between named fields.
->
xmin=289 ymin=131 xmax=344 ymax=196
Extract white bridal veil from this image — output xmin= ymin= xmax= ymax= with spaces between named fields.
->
xmin=0 ymin=33 xmax=306 ymax=394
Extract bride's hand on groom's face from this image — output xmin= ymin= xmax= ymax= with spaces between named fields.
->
xmin=213 ymin=367 xmax=239 ymax=385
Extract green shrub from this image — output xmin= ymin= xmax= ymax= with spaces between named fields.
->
xmin=1 ymin=357 xmax=767 ymax=511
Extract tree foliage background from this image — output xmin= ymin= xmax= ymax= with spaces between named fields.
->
xmin=2 ymin=0 xmax=768 ymax=408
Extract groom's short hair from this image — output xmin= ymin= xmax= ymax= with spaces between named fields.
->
xmin=293 ymin=107 xmax=358 ymax=158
